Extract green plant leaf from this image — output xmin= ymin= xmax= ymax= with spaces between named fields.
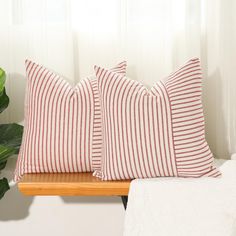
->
xmin=0 ymin=161 xmax=7 ymax=170
xmin=0 ymin=123 xmax=24 ymax=150
xmin=0 ymin=88 xmax=9 ymax=113
xmin=0 ymin=69 xmax=22 ymax=200
xmin=0 ymin=145 xmax=16 ymax=164
xmin=0 ymin=68 xmax=9 ymax=113
xmin=0 ymin=68 xmax=6 ymax=94
xmin=0 ymin=178 xmax=10 ymax=200
xmin=0 ymin=124 xmax=23 ymax=165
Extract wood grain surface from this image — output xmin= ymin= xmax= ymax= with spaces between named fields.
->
xmin=18 ymin=173 xmax=131 ymax=196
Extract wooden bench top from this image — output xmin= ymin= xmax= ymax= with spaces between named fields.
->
xmin=18 ymin=173 xmax=131 ymax=196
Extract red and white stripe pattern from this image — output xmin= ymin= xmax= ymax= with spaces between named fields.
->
xmin=94 ymin=58 xmax=220 ymax=180
xmin=90 ymin=61 xmax=127 ymax=170
xmin=14 ymin=60 xmax=126 ymax=181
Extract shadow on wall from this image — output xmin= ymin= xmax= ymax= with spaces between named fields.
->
xmin=203 ymin=69 xmax=230 ymax=159
xmin=0 ymin=157 xmax=34 ymax=221
xmin=61 ymin=196 xmax=122 ymax=205
xmin=8 ymin=73 xmax=26 ymax=124
xmin=0 ymin=72 xmax=33 ymax=221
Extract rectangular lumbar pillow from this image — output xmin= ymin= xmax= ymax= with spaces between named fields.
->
xmin=14 ymin=60 xmax=126 ymax=181
xmin=93 ymin=58 xmax=220 ymax=180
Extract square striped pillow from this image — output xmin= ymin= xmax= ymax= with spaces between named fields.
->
xmin=14 ymin=60 xmax=126 ymax=181
xmin=94 ymin=58 xmax=220 ymax=180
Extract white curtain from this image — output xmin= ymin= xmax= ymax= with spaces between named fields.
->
xmin=0 ymin=0 xmax=235 ymax=159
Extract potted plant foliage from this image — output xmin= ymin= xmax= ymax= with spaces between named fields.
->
xmin=0 ymin=68 xmax=23 ymax=199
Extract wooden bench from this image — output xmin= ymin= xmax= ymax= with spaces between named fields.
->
xmin=18 ymin=173 xmax=131 ymax=208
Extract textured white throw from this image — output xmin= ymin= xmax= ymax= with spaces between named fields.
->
xmin=124 ymin=160 xmax=236 ymax=236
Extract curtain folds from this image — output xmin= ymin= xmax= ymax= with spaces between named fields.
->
xmin=0 ymin=0 xmax=235 ymax=159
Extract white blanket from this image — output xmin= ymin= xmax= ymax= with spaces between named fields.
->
xmin=124 ymin=160 xmax=236 ymax=236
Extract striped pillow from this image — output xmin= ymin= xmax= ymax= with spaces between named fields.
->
xmin=94 ymin=58 xmax=220 ymax=180
xmin=14 ymin=60 xmax=126 ymax=181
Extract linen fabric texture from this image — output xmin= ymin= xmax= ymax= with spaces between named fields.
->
xmin=14 ymin=60 xmax=126 ymax=181
xmin=93 ymin=58 xmax=220 ymax=180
